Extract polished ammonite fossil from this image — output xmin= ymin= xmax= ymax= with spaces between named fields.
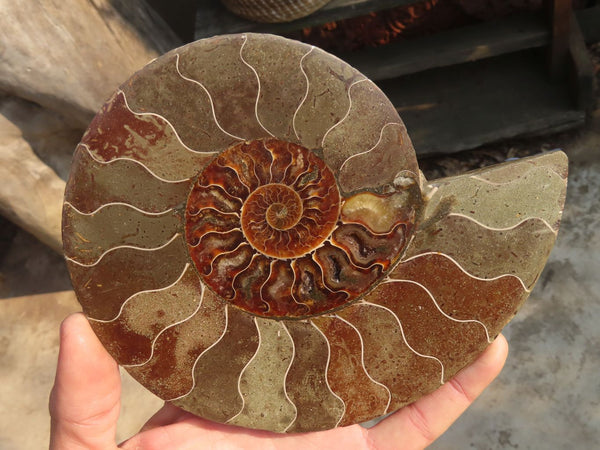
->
xmin=62 ymin=33 xmax=568 ymax=432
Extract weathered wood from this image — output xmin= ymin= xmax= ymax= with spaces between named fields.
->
xmin=196 ymin=2 xmax=599 ymax=83
xmin=546 ymin=0 xmax=572 ymax=78
xmin=0 ymin=0 xmax=181 ymax=127
xmin=568 ymin=12 xmax=595 ymax=110
xmin=0 ymin=97 xmax=74 ymax=254
xmin=343 ymin=13 xmax=549 ymax=81
xmin=576 ymin=5 xmax=600 ymax=43
xmin=379 ymin=50 xmax=585 ymax=155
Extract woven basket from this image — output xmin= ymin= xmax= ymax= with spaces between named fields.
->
xmin=220 ymin=0 xmax=333 ymax=23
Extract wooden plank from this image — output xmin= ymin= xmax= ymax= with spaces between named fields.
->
xmin=0 ymin=0 xmax=181 ymax=127
xmin=575 ymin=5 xmax=600 ymax=43
xmin=568 ymin=12 xmax=595 ymax=110
xmin=195 ymin=0 xmax=414 ymax=39
xmin=546 ymin=0 xmax=572 ymax=78
xmin=194 ymin=2 xmax=599 ymax=87
xmin=342 ymin=13 xmax=549 ymax=81
xmin=378 ymin=50 xmax=585 ymax=155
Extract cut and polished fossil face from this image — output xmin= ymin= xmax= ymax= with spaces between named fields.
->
xmin=62 ymin=33 xmax=567 ymax=433
xmin=185 ymin=138 xmax=415 ymax=319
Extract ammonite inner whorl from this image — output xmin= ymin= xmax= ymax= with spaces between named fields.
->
xmin=186 ymin=138 xmax=411 ymax=318
xmin=63 ymin=33 xmax=567 ymax=433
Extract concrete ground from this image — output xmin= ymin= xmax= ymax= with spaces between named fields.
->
xmin=1 ymin=105 xmax=599 ymax=450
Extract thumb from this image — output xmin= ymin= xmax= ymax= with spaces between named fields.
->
xmin=49 ymin=313 xmax=120 ymax=450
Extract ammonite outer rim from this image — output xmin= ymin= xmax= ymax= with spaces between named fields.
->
xmin=62 ymin=32 xmax=566 ymax=433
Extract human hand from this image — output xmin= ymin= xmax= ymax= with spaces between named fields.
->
xmin=49 ymin=313 xmax=508 ymax=450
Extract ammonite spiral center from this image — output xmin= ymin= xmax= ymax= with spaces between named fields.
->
xmin=185 ymin=138 xmax=348 ymax=318
xmin=267 ymin=201 xmax=295 ymax=228
xmin=263 ymin=185 xmax=302 ymax=230
xmin=242 ymin=184 xmax=303 ymax=230
xmin=241 ymin=182 xmax=326 ymax=258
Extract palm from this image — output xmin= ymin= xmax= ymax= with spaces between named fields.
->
xmin=123 ymin=406 xmax=370 ymax=449
xmin=50 ymin=314 xmax=507 ymax=450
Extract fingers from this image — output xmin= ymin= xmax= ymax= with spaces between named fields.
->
xmin=49 ymin=313 xmax=121 ymax=450
xmin=367 ymin=335 xmax=509 ymax=450
xmin=122 ymin=409 xmax=369 ymax=450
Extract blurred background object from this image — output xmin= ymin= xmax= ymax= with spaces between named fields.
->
xmin=196 ymin=0 xmax=598 ymax=154
xmin=220 ymin=0 xmax=334 ymax=23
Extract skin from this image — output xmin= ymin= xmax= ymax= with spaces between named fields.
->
xmin=49 ymin=313 xmax=508 ymax=450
